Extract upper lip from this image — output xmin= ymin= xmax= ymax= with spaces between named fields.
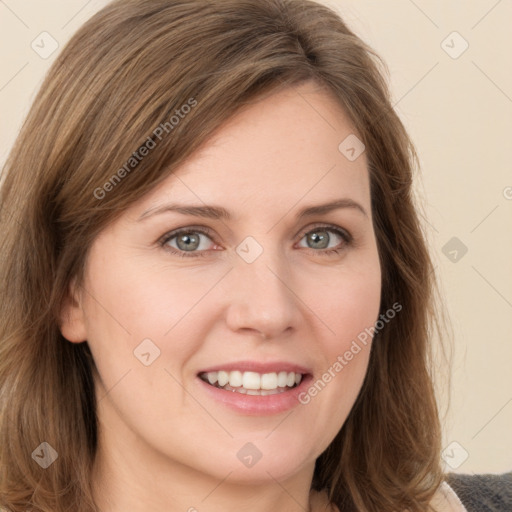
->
xmin=198 ymin=360 xmax=312 ymax=375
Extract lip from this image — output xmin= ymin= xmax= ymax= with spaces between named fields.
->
xmin=196 ymin=363 xmax=313 ymax=416
xmin=197 ymin=360 xmax=312 ymax=375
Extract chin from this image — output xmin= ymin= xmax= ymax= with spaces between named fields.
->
xmin=209 ymin=439 xmax=313 ymax=483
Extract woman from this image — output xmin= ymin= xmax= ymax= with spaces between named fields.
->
xmin=0 ymin=0 xmax=493 ymax=510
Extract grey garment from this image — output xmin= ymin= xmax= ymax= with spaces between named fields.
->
xmin=445 ymin=472 xmax=512 ymax=512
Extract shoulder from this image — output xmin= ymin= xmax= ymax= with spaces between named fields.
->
xmin=311 ymin=473 xmax=512 ymax=512
xmin=311 ymin=484 xmax=465 ymax=512
xmin=429 ymin=481 xmax=468 ymax=511
xmin=444 ymin=471 xmax=512 ymax=512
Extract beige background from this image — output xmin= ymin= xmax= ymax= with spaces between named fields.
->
xmin=1 ymin=0 xmax=511 ymax=474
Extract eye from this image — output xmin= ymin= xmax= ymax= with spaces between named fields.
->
xmin=159 ymin=227 xmax=216 ymax=257
xmin=158 ymin=224 xmax=353 ymax=258
xmin=297 ymin=224 xmax=352 ymax=255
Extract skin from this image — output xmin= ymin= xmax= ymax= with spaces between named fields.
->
xmin=60 ymin=80 xmax=382 ymax=512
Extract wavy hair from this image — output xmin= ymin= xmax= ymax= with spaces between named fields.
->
xmin=0 ymin=0 xmax=452 ymax=510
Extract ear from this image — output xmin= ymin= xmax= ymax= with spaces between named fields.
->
xmin=59 ymin=276 xmax=87 ymax=343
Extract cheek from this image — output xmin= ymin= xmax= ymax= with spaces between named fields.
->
xmin=81 ymin=249 xmax=227 ymax=400
xmin=83 ymin=247 xmax=213 ymax=344
xmin=306 ymin=262 xmax=382 ymax=350
xmin=297 ymin=259 xmax=380 ymax=412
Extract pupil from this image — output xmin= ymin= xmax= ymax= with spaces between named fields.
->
xmin=309 ymin=231 xmax=328 ymax=249
xmin=177 ymin=233 xmax=199 ymax=251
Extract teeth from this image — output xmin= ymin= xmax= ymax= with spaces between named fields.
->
xmin=200 ymin=370 xmax=304 ymax=392
xmin=229 ymin=370 xmax=243 ymax=387
xmin=261 ymin=373 xmax=276 ymax=390
xmin=277 ymin=371 xmax=288 ymax=387
xmin=217 ymin=371 xmax=229 ymax=387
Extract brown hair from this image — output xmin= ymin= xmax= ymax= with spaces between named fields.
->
xmin=0 ymin=0 xmax=452 ymax=510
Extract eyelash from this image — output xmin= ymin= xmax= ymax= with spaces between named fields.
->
xmin=158 ymin=223 xmax=353 ymax=259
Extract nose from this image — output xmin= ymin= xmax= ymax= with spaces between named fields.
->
xmin=224 ymin=245 xmax=300 ymax=340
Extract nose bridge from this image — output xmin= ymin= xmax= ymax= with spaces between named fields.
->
xmin=225 ymin=237 xmax=298 ymax=337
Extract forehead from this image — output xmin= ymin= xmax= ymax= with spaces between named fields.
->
xmin=133 ymin=82 xmax=370 ymax=221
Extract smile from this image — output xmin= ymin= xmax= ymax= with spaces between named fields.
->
xmin=199 ymin=370 xmax=303 ymax=395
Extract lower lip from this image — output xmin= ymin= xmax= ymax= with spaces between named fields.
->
xmin=196 ymin=374 xmax=313 ymax=416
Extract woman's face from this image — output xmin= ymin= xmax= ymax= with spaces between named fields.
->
xmin=61 ymin=81 xmax=381 ymax=487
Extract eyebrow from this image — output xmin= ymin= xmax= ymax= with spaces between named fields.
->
xmin=137 ymin=198 xmax=368 ymax=222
